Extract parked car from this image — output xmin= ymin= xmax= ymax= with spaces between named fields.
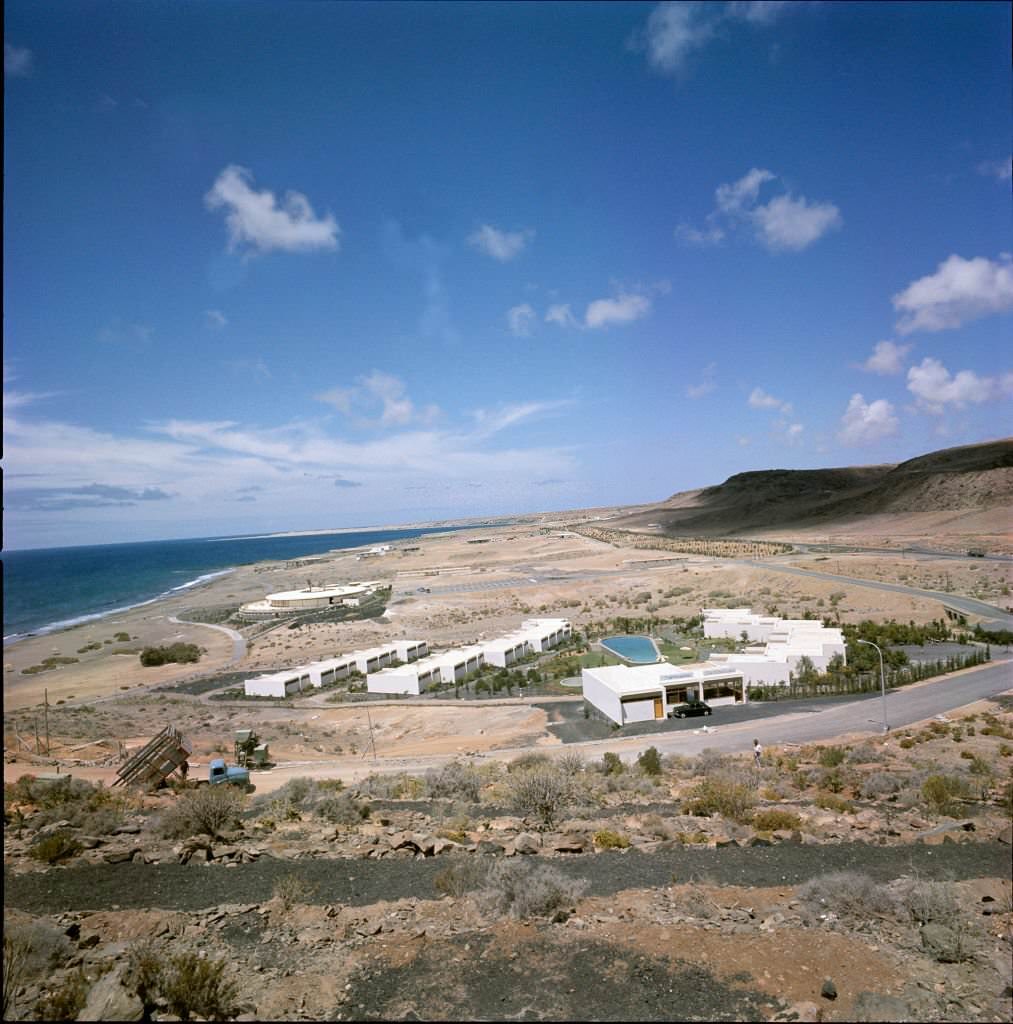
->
xmin=668 ymin=699 xmax=712 ymax=719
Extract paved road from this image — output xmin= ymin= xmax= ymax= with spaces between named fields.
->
xmin=741 ymin=560 xmax=1013 ymax=631
xmin=168 ymin=615 xmax=247 ymax=664
xmin=794 ymin=541 xmax=1012 ymax=563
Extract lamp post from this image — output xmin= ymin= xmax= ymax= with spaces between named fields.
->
xmin=856 ymin=639 xmax=889 ymax=734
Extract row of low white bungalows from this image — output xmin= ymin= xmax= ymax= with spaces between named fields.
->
xmin=479 ymin=618 xmax=571 ymax=667
xmin=702 ymin=608 xmax=784 ymax=642
xmin=367 ymin=644 xmax=485 ymax=696
xmin=707 ymin=626 xmax=846 ymax=686
xmin=581 ymin=663 xmax=746 ymax=726
xmin=244 ymin=640 xmax=428 ymax=698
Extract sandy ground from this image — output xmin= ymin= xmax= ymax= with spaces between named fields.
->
xmin=5 ymin=523 xmax=1009 ymax=791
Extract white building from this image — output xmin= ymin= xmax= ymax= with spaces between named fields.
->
xmin=702 ymin=608 xmax=846 ymax=688
xmin=244 ymin=640 xmax=426 ymax=698
xmin=238 ymin=581 xmax=384 ymax=619
xmin=582 ymin=663 xmax=745 ymax=726
xmin=479 ymin=618 xmax=572 ymax=667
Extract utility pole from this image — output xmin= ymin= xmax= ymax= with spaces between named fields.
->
xmin=365 ymin=706 xmax=378 ymax=762
xmin=44 ymin=688 xmax=50 ymax=755
xmin=34 ymin=715 xmax=40 ymax=755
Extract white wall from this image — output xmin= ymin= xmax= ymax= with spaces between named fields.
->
xmin=622 ymin=698 xmax=658 ymax=724
xmin=367 ymin=668 xmax=423 ymax=696
xmin=581 ymin=669 xmax=623 ymax=725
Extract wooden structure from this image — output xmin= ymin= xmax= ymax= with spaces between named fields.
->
xmin=114 ymin=725 xmax=191 ymax=789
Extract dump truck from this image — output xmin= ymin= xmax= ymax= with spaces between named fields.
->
xmin=208 ymin=757 xmax=253 ymax=790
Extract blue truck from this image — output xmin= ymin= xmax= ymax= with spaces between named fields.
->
xmin=208 ymin=757 xmax=253 ymax=791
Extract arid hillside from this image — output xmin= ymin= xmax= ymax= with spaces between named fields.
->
xmin=610 ymin=439 xmax=1013 ymax=537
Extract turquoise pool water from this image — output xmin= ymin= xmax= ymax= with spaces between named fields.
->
xmin=601 ymin=635 xmax=660 ymax=663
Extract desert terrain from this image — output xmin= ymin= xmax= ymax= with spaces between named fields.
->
xmin=4 ymin=438 xmax=1013 ymax=1021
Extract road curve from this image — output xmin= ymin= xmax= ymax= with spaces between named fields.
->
xmin=168 ymin=615 xmax=247 ymax=665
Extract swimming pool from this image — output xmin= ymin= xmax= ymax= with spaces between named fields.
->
xmin=600 ymin=635 xmax=661 ymax=664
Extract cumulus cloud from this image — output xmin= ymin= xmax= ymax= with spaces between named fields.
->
xmin=633 ymin=1 xmax=801 ymax=75
xmin=5 ymin=43 xmax=33 ymax=77
xmin=748 ymin=387 xmax=792 ymax=414
xmin=10 ymin=482 xmax=173 ymax=512
xmin=892 ymin=254 xmax=1013 ymax=334
xmin=906 ymin=356 xmax=1010 ymax=414
xmin=545 ymin=303 xmax=579 ymax=328
xmin=584 ymin=292 xmax=652 ymax=329
xmin=686 ymin=362 xmax=717 ymax=399
xmin=861 ymin=340 xmax=912 ymax=375
xmin=507 ymin=303 xmax=536 ymax=337
xmin=977 ymin=157 xmax=1012 ymax=182
xmin=716 ymin=168 xmax=776 ymax=214
xmin=205 ymin=165 xmax=339 ymax=256
xmin=467 ymin=224 xmax=534 ymax=262
xmin=316 ymin=371 xmax=439 ymax=428
xmin=750 ymin=193 xmax=841 ymax=251
xmin=678 ymin=167 xmax=841 ymax=252
xmin=837 ymin=393 xmax=899 ymax=445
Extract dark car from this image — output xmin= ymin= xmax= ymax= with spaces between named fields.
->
xmin=668 ymin=699 xmax=712 ymax=719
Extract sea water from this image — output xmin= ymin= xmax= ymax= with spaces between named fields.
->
xmin=2 ymin=527 xmax=466 ymax=641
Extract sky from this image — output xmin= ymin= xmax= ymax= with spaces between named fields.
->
xmin=3 ymin=1 xmax=1011 ymax=550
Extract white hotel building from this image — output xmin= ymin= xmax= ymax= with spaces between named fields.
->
xmin=366 ymin=618 xmax=572 ymax=696
xmin=581 ymin=609 xmax=846 ymax=726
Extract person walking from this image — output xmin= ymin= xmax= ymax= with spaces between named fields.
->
xmin=753 ymin=738 xmax=763 ymax=768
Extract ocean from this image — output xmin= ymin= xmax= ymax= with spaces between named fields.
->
xmin=2 ymin=527 xmax=466 ymax=642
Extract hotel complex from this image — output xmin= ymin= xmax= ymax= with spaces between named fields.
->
xmin=243 ymin=618 xmax=571 ymax=698
xmin=581 ymin=609 xmax=846 ymax=726
xmin=237 ymin=581 xmax=384 ymax=620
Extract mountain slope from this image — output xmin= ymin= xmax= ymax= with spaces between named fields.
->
xmin=610 ymin=439 xmax=1013 ymax=536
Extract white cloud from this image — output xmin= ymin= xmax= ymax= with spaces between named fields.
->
xmin=316 ymin=371 xmax=439 ymax=429
xmin=98 ymin=320 xmax=154 ymax=346
xmin=4 ymin=43 xmax=33 ymax=77
xmin=837 ymin=393 xmax=899 ymax=445
xmin=906 ymin=356 xmax=1009 ymax=414
xmin=205 ymin=165 xmax=339 ymax=256
xmin=467 ymin=224 xmax=534 ymax=262
xmin=637 ymin=2 xmax=717 ymax=74
xmin=507 ymin=303 xmax=536 ymax=337
xmin=686 ymin=362 xmax=717 ymax=399
xmin=205 ymin=309 xmax=228 ymax=329
xmin=750 ymin=193 xmax=841 ymax=251
xmin=584 ymin=292 xmax=651 ymax=329
xmin=892 ymin=254 xmax=1013 ymax=334
xmin=748 ymin=387 xmax=792 ymax=414
xmin=634 ymin=2 xmax=801 ymax=76
xmin=545 ymin=303 xmax=579 ymax=328
xmin=786 ymin=422 xmax=804 ymax=439
xmin=977 ymin=157 xmax=1012 ymax=182
xmin=861 ymin=340 xmax=912 ymax=375
xmin=716 ymin=167 xmax=775 ymax=214
xmin=726 ymin=1 xmax=792 ymax=24
xmin=471 ymin=399 xmax=573 ymax=438
xmin=674 ymin=222 xmax=725 ymax=246
xmin=679 ymin=168 xmax=841 ymax=252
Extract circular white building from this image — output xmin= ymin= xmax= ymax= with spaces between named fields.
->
xmin=238 ymin=581 xmax=383 ymax=619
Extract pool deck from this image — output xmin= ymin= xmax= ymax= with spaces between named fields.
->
xmin=599 ymin=635 xmax=663 ymax=665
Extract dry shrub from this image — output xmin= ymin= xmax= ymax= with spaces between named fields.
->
xmin=433 ymin=855 xmax=487 ymax=897
xmin=686 ymin=775 xmax=757 ymax=823
xmin=34 ymin=968 xmax=90 ymax=1021
xmin=506 ymin=763 xmax=578 ymax=827
xmin=158 ymin=785 xmax=244 ymax=838
xmin=860 ymin=772 xmax=902 ymax=799
xmin=890 ymin=878 xmax=957 ymax=926
xmin=798 ymin=871 xmax=889 ymax=923
xmin=694 ymin=748 xmax=727 ymax=776
xmin=29 ymin=831 xmax=83 ymax=864
xmin=921 ymin=773 xmax=974 ymax=816
xmin=3 ymin=935 xmax=32 ymax=1019
xmin=160 ymin=950 xmax=239 ymax=1022
xmin=670 ymin=884 xmax=720 ymax=920
xmin=478 ymin=859 xmax=587 ymax=920
xmin=273 ymin=873 xmax=318 ymax=909
xmin=317 ymin=790 xmax=371 ymax=825
xmin=751 ymin=809 xmax=802 ymax=832
xmin=425 ymin=760 xmax=484 ymax=803
xmin=593 ymin=828 xmax=630 ymax=849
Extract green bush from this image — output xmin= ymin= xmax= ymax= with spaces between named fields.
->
xmin=316 ymin=791 xmax=370 ymax=825
xmin=29 ymin=831 xmax=83 ymax=864
xmin=593 ymin=828 xmax=630 ymax=849
xmin=637 ymin=747 xmax=663 ymax=777
xmin=601 ymin=751 xmax=624 ymax=776
xmin=922 ymin=774 xmax=974 ymax=816
xmin=815 ymin=792 xmax=855 ymax=814
xmin=139 ymin=643 xmax=202 ymax=667
xmin=818 ymin=746 xmax=846 ymax=768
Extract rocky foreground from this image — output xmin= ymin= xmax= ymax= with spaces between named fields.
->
xmin=4 ymin=705 xmax=1013 ymax=1021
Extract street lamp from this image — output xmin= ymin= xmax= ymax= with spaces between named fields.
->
xmin=855 ymin=639 xmax=889 ymax=734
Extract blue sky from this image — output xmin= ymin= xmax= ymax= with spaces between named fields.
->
xmin=4 ymin=1 xmax=1011 ymax=550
